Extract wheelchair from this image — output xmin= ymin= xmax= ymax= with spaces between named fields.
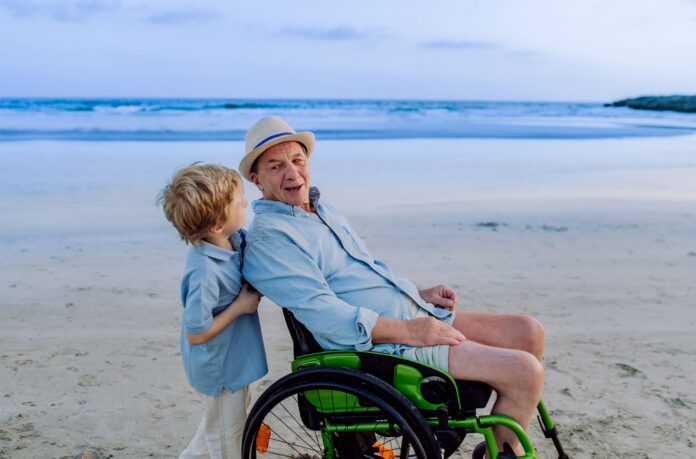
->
xmin=241 ymin=309 xmax=570 ymax=459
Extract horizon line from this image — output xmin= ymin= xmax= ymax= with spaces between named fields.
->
xmin=0 ymin=95 xmax=656 ymax=104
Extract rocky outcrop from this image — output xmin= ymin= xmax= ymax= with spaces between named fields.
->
xmin=606 ymin=96 xmax=696 ymax=113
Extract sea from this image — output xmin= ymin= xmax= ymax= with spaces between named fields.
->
xmin=1 ymin=98 xmax=696 ymax=141
xmin=2 ymin=97 xmax=695 ymax=235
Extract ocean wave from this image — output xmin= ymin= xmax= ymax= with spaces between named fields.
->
xmin=2 ymin=122 xmax=694 ymax=142
xmin=0 ymin=98 xmax=614 ymax=115
xmin=0 ymin=98 xmax=339 ymax=113
xmin=1 ymin=98 xmax=695 ymax=120
xmin=1 ymin=98 xmax=695 ymax=142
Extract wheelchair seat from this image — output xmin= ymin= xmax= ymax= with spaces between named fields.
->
xmin=282 ymin=308 xmax=492 ymax=416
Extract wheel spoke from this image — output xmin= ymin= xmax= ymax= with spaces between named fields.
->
xmin=290 ymin=394 xmax=323 ymax=451
xmin=267 ymin=433 xmax=321 ymax=452
xmin=276 ymin=397 xmax=323 ymax=451
xmin=268 ymin=410 xmax=323 ymax=455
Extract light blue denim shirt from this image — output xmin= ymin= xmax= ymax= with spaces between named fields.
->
xmin=180 ymin=230 xmax=268 ymax=396
xmin=243 ymin=190 xmax=452 ymax=356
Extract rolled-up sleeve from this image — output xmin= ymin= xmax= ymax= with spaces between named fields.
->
xmin=244 ymin=235 xmax=379 ymax=351
xmin=182 ymin=273 xmax=219 ymax=335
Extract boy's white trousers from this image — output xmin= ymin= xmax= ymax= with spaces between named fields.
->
xmin=179 ymin=387 xmax=251 ymax=459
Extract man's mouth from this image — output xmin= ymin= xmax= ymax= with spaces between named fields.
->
xmin=285 ymin=184 xmax=303 ymax=193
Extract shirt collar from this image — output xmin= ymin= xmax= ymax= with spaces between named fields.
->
xmin=195 ymin=233 xmax=241 ymax=261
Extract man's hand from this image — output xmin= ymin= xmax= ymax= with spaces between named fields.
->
xmin=406 ymin=317 xmax=466 ymax=346
xmin=418 ymin=284 xmax=458 ymax=310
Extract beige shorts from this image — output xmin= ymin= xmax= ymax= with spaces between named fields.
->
xmin=399 ymin=301 xmax=454 ymax=373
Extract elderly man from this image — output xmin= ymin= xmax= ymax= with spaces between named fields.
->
xmin=240 ymin=116 xmax=544 ymax=456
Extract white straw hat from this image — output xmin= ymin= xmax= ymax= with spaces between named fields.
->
xmin=239 ymin=116 xmax=315 ymax=180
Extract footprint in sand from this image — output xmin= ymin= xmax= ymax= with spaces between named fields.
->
xmin=663 ymin=397 xmax=693 ymax=409
xmin=560 ymin=387 xmax=573 ymax=398
xmin=77 ymin=374 xmax=98 ymax=387
xmin=612 ymin=362 xmax=646 ymax=378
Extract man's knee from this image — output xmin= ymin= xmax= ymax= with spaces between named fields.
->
xmin=517 ymin=315 xmax=545 ymax=359
xmin=503 ymin=351 xmax=544 ymax=399
xmin=526 ymin=352 xmax=544 ymax=392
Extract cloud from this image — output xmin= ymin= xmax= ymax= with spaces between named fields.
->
xmin=146 ymin=9 xmax=217 ymax=25
xmin=0 ymin=0 xmax=120 ymax=21
xmin=0 ymin=0 xmax=217 ymax=24
xmin=420 ymin=39 xmax=544 ymax=61
xmin=277 ymin=26 xmax=374 ymax=41
xmin=420 ymin=39 xmax=500 ymax=50
xmin=505 ymin=49 xmax=545 ymax=61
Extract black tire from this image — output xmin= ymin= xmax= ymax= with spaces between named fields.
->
xmin=471 ymin=441 xmax=486 ymax=459
xmin=242 ymin=367 xmax=441 ymax=459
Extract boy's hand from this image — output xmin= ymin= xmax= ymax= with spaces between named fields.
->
xmin=235 ymin=283 xmax=262 ymax=315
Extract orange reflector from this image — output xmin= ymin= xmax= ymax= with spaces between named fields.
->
xmin=373 ymin=442 xmax=395 ymax=459
xmin=255 ymin=423 xmax=271 ymax=453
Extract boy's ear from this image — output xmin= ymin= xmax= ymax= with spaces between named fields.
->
xmin=209 ymin=224 xmax=224 ymax=235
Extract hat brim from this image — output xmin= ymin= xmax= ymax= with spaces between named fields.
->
xmin=239 ymin=131 xmax=315 ymax=181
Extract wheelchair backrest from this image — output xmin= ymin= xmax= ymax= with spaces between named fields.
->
xmin=282 ymin=308 xmax=323 ymax=357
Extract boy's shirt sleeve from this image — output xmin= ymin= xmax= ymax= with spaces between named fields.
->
xmin=182 ymin=270 xmax=220 ymax=335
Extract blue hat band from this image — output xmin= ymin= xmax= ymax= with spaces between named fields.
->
xmin=254 ymin=132 xmax=294 ymax=149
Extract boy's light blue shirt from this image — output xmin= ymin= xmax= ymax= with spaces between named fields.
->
xmin=180 ymin=230 xmax=268 ymax=397
xmin=243 ymin=191 xmax=452 ymax=356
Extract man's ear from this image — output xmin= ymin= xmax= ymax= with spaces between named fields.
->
xmin=249 ymin=172 xmax=262 ymax=190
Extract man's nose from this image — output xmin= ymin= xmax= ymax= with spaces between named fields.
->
xmin=285 ymin=165 xmax=301 ymax=180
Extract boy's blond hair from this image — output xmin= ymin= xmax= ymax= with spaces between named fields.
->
xmin=158 ymin=164 xmax=243 ymax=245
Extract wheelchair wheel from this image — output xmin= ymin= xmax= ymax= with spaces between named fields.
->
xmin=471 ymin=441 xmax=486 ymax=459
xmin=242 ymin=367 xmax=440 ymax=459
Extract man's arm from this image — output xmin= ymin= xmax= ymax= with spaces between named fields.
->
xmin=371 ymin=316 xmax=465 ymax=346
xmin=244 ymin=234 xmax=465 ymax=349
xmin=244 ymin=235 xmax=379 ymax=350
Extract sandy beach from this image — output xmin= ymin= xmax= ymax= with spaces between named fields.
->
xmin=1 ymin=136 xmax=695 ymax=458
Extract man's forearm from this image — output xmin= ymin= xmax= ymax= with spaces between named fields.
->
xmin=371 ymin=315 xmax=466 ymax=347
xmin=371 ymin=316 xmax=411 ymax=344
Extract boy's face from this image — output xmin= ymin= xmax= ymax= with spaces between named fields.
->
xmin=218 ymin=189 xmax=247 ymax=236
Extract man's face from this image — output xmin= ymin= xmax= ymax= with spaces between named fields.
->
xmin=250 ymin=141 xmax=310 ymax=208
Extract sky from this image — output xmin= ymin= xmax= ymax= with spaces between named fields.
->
xmin=1 ymin=0 xmax=695 ymax=101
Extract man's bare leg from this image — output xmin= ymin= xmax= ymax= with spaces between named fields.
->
xmin=453 ymin=311 xmax=545 ymax=360
xmin=448 ymin=311 xmax=544 ymax=455
xmin=448 ymin=340 xmax=544 ymax=456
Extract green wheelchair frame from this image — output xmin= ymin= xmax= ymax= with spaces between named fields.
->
xmin=241 ymin=309 xmax=570 ymax=459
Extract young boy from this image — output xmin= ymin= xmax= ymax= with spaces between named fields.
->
xmin=158 ymin=164 xmax=267 ymax=459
